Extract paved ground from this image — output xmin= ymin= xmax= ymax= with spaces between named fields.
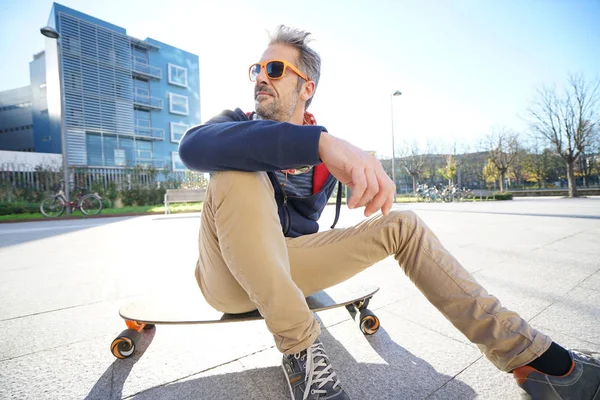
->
xmin=1 ymin=197 xmax=599 ymax=399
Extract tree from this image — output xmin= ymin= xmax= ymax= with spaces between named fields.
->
xmin=577 ymin=131 xmax=599 ymax=187
xmin=485 ymin=129 xmax=521 ymax=193
xmin=398 ymin=141 xmax=427 ymax=192
xmin=522 ymin=137 xmax=549 ymax=189
xmin=483 ymin=159 xmax=499 ymax=191
xmin=438 ymin=155 xmax=457 ymax=185
xmin=528 ymin=73 xmax=600 ymax=197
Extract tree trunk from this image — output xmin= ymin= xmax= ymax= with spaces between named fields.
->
xmin=567 ymin=161 xmax=577 ymax=197
xmin=537 ymin=178 xmax=542 ymax=189
xmin=500 ymin=170 xmax=506 ymax=193
xmin=412 ymin=175 xmax=417 ymax=193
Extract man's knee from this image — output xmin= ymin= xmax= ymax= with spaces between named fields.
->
xmin=388 ymin=209 xmax=422 ymax=228
xmin=210 ymin=171 xmax=273 ymax=195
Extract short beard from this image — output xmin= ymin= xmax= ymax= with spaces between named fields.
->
xmin=256 ymin=96 xmax=298 ymax=122
xmin=256 ymin=83 xmax=301 ymax=122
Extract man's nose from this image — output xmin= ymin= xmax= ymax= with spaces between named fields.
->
xmin=255 ymin=65 xmax=270 ymax=84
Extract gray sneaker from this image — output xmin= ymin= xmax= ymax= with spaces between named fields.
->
xmin=282 ymin=339 xmax=350 ymax=400
xmin=513 ymin=349 xmax=600 ymax=399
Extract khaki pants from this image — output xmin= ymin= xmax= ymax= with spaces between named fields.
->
xmin=194 ymin=171 xmax=551 ymax=372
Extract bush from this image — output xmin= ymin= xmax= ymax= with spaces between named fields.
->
xmin=0 ymin=201 xmax=40 ymax=215
xmin=494 ymin=192 xmax=513 ymax=200
xmin=120 ymin=185 xmax=166 ymax=206
xmin=89 ymin=181 xmax=119 ymax=208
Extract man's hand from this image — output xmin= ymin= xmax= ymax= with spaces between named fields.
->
xmin=319 ymin=132 xmax=396 ymax=217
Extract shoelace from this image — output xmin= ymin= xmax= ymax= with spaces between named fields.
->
xmin=298 ymin=342 xmax=341 ymax=400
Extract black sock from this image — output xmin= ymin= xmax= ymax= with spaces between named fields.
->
xmin=526 ymin=342 xmax=572 ymax=376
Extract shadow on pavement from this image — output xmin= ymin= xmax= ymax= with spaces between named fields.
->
xmin=85 ymin=309 xmax=477 ymax=399
xmin=0 ymin=216 xmax=137 ymax=249
xmin=85 ymin=328 xmax=156 ymax=400
xmin=106 ymin=326 xmax=476 ymax=399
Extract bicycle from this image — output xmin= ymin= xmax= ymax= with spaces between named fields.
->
xmin=40 ymin=181 xmax=104 ymax=218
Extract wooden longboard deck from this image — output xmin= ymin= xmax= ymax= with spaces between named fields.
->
xmin=120 ymin=284 xmax=379 ymax=325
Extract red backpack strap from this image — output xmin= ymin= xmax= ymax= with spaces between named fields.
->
xmin=313 ymin=163 xmax=330 ymax=194
xmin=303 ymin=111 xmax=331 ymax=194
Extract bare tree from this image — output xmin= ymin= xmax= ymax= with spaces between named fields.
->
xmin=397 ymin=141 xmax=427 ymax=192
xmin=485 ymin=128 xmax=521 ymax=193
xmin=528 ymin=73 xmax=600 ymax=197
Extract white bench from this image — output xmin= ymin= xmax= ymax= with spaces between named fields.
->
xmin=164 ymin=189 xmax=207 ymax=214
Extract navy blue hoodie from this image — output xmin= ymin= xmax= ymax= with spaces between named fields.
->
xmin=178 ymin=108 xmax=342 ymax=237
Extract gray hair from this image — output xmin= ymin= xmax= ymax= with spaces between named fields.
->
xmin=269 ymin=25 xmax=321 ymax=109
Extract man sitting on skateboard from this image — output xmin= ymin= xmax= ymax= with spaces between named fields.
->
xmin=178 ymin=25 xmax=600 ymax=400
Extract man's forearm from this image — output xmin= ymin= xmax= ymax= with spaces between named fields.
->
xmin=178 ymin=112 xmax=327 ymax=173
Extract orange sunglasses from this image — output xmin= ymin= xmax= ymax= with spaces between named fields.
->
xmin=249 ymin=60 xmax=309 ymax=82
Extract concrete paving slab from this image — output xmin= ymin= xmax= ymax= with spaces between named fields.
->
xmin=0 ymin=299 xmax=127 ymax=361
xmin=427 ymin=356 xmax=521 ymax=400
xmin=1 ymin=334 xmax=124 ymax=400
xmin=239 ymin=308 xmax=482 ymax=400
xmin=0 ymin=321 xmax=276 ymax=400
xmin=428 ymin=326 xmax=600 ymax=400
xmin=384 ymin=292 xmax=474 ymax=345
xmin=1 ymin=198 xmax=598 ymax=400
xmin=127 ymin=360 xmax=265 ymax=400
xmin=580 ymin=270 xmax=600 ymax=292
xmin=530 ymin=287 xmax=600 ymax=345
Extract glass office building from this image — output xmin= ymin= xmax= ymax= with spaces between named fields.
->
xmin=39 ymin=3 xmax=200 ymax=171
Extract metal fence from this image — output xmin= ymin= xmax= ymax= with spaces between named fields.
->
xmin=0 ymin=163 xmax=189 ymax=200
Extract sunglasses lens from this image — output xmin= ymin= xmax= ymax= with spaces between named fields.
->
xmin=250 ymin=64 xmax=261 ymax=81
xmin=266 ymin=61 xmax=285 ymax=79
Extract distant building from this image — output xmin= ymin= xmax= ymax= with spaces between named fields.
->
xmin=0 ymin=86 xmax=35 ymax=152
xmin=1 ymin=2 xmax=200 ymax=173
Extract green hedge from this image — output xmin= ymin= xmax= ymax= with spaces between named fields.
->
xmin=493 ymin=193 xmax=514 ymax=200
xmin=120 ymin=186 xmax=166 ymax=206
xmin=0 ymin=201 xmax=40 ymax=215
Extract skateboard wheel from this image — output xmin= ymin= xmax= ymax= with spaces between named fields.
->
xmin=111 ymin=329 xmax=140 ymax=359
xmin=359 ymin=309 xmax=380 ymax=335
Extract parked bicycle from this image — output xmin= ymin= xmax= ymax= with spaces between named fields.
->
xmin=415 ymin=184 xmax=475 ymax=203
xmin=40 ymin=181 xmax=103 ymax=217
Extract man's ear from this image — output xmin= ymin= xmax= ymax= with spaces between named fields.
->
xmin=300 ymin=80 xmax=316 ymax=103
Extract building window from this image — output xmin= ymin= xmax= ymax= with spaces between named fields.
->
xmin=114 ymin=149 xmax=126 ymax=166
xmin=172 ymin=152 xmax=186 ymax=171
xmin=169 ymin=93 xmax=189 ymax=116
xmin=136 ymin=140 xmax=153 ymax=163
xmin=86 ymin=133 xmax=103 ymax=166
xmin=168 ymin=64 xmax=188 ymax=87
xmin=170 ymin=122 xmax=189 ymax=143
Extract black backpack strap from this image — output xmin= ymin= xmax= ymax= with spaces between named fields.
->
xmin=330 ymin=181 xmax=343 ymax=229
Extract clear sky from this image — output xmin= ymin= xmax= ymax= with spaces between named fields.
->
xmin=1 ymin=0 xmax=598 ymax=157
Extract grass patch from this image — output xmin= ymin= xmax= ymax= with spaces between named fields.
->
xmin=0 ymin=202 xmax=203 ymax=222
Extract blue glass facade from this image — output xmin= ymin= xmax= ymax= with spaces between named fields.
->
xmin=41 ymin=3 xmax=200 ymax=170
xmin=0 ymin=86 xmax=35 ymax=152
xmin=30 ymin=52 xmax=56 ymax=154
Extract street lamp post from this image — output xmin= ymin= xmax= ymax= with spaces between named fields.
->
xmin=390 ymin=90 xmax=402 ymax=202
xmin=40 ymin=26 xmax=70 ymax=214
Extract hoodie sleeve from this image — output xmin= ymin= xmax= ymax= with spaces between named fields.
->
xmin=178 ymin=108 xmax=326 ymax=173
